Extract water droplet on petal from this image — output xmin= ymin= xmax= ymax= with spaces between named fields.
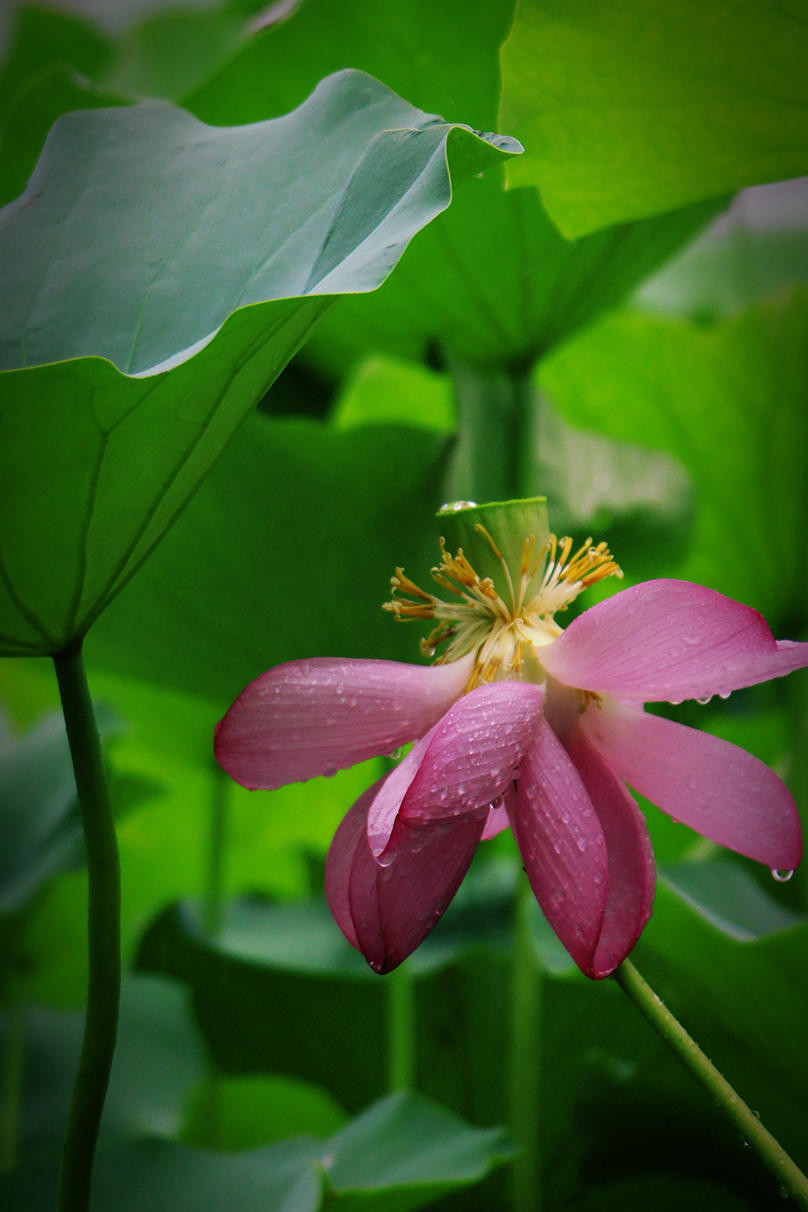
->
xmin=771 ymin=868 xmax=794 ymax=882
xmin=390 ymin=746 xmax=406 ymax=761
xmin=696 ymin=695 xmax=713 ymax=706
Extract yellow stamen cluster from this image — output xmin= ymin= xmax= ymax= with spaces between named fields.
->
xmin=384 ymin=525 xmax=621 ymax=689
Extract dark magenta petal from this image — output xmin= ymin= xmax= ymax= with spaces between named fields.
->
xmin=509 ymin=718 xmax=609 ymax=976
xmin=214 ymin=653 xmax=472 ymax=789
xmin=325 ymin=780 xmax=484 ymax=973
xmin=582 ymin=700 xmax=803 ymax=870
xmin=565 ymin=728 xmax=656 ymax=977
xmin=324 ymin=778 xmax=385 ymax=950
xmin=541 ymin=579 xmax=808 ymax=703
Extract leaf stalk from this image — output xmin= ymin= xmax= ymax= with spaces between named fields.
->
xmin=53 ymin=642 xmax=121 ymax=1212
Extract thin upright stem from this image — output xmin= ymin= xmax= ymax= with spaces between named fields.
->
xmin=200 ymin=765 xmax=230 ymax=1148
xmin=445 ymin=360 xmax=537 ymax=503
xmin=387 ymin=962 xmax=416 ymax=1093
xmin=614 ymin=958 xmax=808 ymax=1210
xmin=203 ymin=766 xmax=228 ymax=938
xmin=54 ymin=642 xmax=121 ymax=1212
xmin=508 ymin=874 xmax=541 ymax=1212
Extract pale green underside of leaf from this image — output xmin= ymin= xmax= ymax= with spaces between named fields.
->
xmin=178 ymin=0 xmax=719 ymax=372
xmin=0 ymin=71 xmax=518 ymax=375
xmin=500 ymin=0 xmax=808 ymax=237
xmin=0 ymin=69 xmax=519 ymax=657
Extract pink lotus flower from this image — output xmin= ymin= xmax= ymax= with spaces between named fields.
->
xmin=215 ymin=530 xmax=805 ymax=978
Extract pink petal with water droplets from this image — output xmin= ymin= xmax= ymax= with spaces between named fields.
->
xmin=373 ymin=681 xmax=544 ymax=853
xmin=215 ymin=653 xmax=473 ymax=790
xmin=508 ymin=718 xmax=608 ymax=977
xmin=325 ymin=780 xmax=484 ymax=973
xmin=541 ymin=580 xmax=808 ymax=703
xmin=582 ymin=700 xmax=802 ymax=870
xmin=565 ymin=728 xmax=656 ymax=977
xmin=366 ymin=681 xmax=542 ymax=857
xmin=365 ymin=729 xmax=436 ymax=857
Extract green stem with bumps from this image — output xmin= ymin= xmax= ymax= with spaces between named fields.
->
xmin=614 ymin=958 xmax=808 ymax=1209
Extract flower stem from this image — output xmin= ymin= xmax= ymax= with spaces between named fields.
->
xmin=387 ymin=961 xmax=416 ymax=1092
xmin=445 ymin=360 xmax=536 ymax=502
xmin=613 ymin=958 xmax=808 ymax=1209
xmin=508 ymin=874 xmax=541 ymax=1212
xmin=53 ymin=642 xmax=121 ymax=1212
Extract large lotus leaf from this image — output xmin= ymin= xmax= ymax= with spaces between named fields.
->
xmin=0 ymin=1092 xmax=510 ymax=1212
xmin=0 ymin=1 xmax=251 ymax=205
xmin=320 ymin=1092 xmax=512 ymax=1209
xmin=0 ymin=70 xmax=519 ymax=658
xmin=180 ymin=1074 xmax=347 ymax=1152
xmin=12 ymin=974 xmax=206 ymax=1158
xmin=0 ymin=1136 xmax=324 ymax=1212
xmin=539 ymin=290 xmax=808 ymax=627
xmin=0 ymin=68 xmax=127 ymax=208
xmin=0 ymin=6 xmax=126 ymax=209
xmin=185 ymin=0 xmax=514 ymax=130
xmin=183 ymin=0 xmax=718 ymax=376
xmin=306 ymin=175 xmax=719 ymax=374
xmin=132 ymin=877 xmax=786 ymax=1207
xmin=0 ymin=5 xmax=111 ymax=132
xmin=98 ymin=4 xmax=247 ymax=103
xmin=499 ymin=0 xmax=808 ymax=238
xmin=0 ymin=705 xmax=122 ymax=915
xmin=16 ymin=708 xmax=381 ymax=1007
xmin=635 ymin=180 xmax=808 ymax=322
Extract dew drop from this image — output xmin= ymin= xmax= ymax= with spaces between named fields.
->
xmin=390 ymin=746 xmax=406 ymax=761
xmin=440 ymin=500 xmax=478 ymax=512
xmin=770 ymin=868 xmax=794 ymax=883
xmin=695 ymin=695 xmax=713 ymax=706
